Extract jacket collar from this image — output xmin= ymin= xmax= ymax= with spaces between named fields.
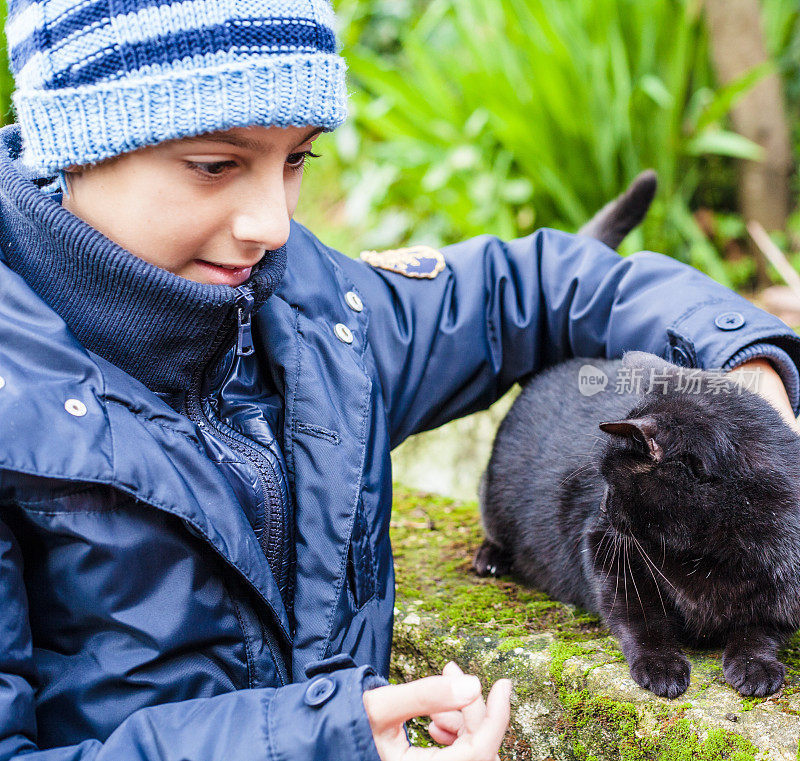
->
xmin=0 ymin=250 xmax=292 ymax=640
xmin=0 ymin=123 xmax=286 ymax=395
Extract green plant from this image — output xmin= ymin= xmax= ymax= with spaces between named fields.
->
xmin=762 ymin=0 xmax=800 ymax=211
xmin=314 ymin=0 xmax=780 ymax=288
xmin=0 ymin=0 xmax=14 ymax=126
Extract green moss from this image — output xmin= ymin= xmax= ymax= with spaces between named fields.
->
xmin=390 ymin=486 xmax=794 ymax=756
xmin=572 ymin=739 xmax=601 ymax=761
xmin=549 ymin=641 xmax=586 ymax=683
xmin=391 ymin=485 xmax=603 ymax=641
xmin=496 ymin=636 xmax=526 ymax=653
xmin=781 ymin=630 xmax=800 ymax=672
xmin=555 ymin=691 xmax=758 ymax=761
xmin=778 ymin=630 xmax=800 ymax=703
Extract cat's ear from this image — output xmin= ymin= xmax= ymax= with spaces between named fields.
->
xmin=599 ymin=416 xmax=664 ymax=461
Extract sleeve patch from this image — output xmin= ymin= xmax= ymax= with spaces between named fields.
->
xmin=359 ymin=245 xmax=445 ymax=279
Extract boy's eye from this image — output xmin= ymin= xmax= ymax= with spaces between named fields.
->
xmin=286 ymin=150 xmax=321 ymax=170
xmin=186 ymin=151 xmax=321 ymax=178
xmin=187 ymin=160 xmax=236 ymax=177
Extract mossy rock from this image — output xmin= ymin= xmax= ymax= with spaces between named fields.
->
xmin=390 ymin=486 xmax=800 ymax=760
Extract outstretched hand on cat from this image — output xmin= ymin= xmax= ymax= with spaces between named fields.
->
xmin=727 ymin=358 xmax=800 ymax=435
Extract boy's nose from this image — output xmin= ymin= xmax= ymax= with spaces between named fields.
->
xmin=231 ymin=188 xmax=291 ymax=252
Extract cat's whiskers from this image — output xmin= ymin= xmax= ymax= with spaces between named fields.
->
xmin=633 ymin=537 xmax=669 ymax=619
xmin=558 ymin=461 xmax=596 ymax=488
xmin=592 ymin=526 xmax=613 ymax=568
xmin=579 ymin=432 xmax=609 ymax=443
xmin=625 ymin=542 xmax=650 ymax=632
xmin=580 ymin=432 xmax=612 ymax=454
xmin=609 ymin=534 xmax=622 ymax=614
xmin=622 ymin=540 xmax=631 ymax=618
xmin=685 ymin=557 xmax=702 ymax=577
xmin=631 ymin=534 xmax=676 ymax=592
xmin=600 ymin=529 xmax=621 ymax=582
xmin=572 ymin=518 xmax=596 ymax=556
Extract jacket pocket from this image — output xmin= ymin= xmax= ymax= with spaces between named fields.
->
xmin=346 ymin=499 xmax=375 ymax=610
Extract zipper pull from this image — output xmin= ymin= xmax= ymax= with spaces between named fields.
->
xmin=234 ymin=286 xmax=255 ymax=357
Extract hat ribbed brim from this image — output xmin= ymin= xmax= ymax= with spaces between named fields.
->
xmin=14 ymin=52 xmax=348 ymax=175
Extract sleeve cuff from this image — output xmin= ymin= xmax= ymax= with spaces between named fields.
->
xmin=721 ymin=342 xmax=800 ymax=416
xmin=266 ymin=664 xmax=384 ymax=761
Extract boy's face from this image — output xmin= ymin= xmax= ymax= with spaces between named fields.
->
xmin=62 ymin=124 xmax=322 ymax=286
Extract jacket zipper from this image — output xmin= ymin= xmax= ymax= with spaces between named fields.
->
xmin=183 ymin=285 xmax=290 ymax=603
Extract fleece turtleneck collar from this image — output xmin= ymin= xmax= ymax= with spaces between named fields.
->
xmin=0 ymin=124 xmax=287 ymax=394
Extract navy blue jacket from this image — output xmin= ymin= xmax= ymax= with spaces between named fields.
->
xmin=0 ymin=124 xmax=799 ymax=760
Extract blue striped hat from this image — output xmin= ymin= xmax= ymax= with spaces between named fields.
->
xmin=6 ymin=0 xmax=349 ymax=174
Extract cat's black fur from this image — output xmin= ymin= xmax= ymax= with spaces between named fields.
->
xmin=576 ymin=169 xmax=657 ymax=249
xmin=475 ymin=175 xmax=800 ymax=698
xmin=476 ymin=351 xmax=800 ymax=699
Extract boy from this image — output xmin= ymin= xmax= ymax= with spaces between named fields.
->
xmin=0 ymin=1 xmax=797 ymax=760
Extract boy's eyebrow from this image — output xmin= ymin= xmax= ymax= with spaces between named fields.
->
xmin=184 ymin=127 xmax=324 ymax=152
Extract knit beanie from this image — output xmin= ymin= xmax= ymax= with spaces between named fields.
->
xmin=5 ymin=0 xmax=348 ymax=175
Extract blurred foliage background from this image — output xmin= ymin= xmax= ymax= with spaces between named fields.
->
xmin=292 ymin=0 xmax=799 ymax=292
xmin=0 ymin=0 xmax=797 ymax=292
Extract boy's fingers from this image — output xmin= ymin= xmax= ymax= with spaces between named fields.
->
xmin=459 ymin=690 xmax=487 ymax=734
xmin=433 ymin=663 xmax=470 ymax=736
xmin=364 ymin=675 xmax=482 ymax=729
xmin=452 ymin=663 xmax=486 ymax=734
xmin=486 ymin=679 xmax=512 ymax=722
xmin=433 ymin=680 xmax=512 ymax=761
xmin=470 ymin=679 xmax=512 ymax=753
xmin=428 ymin=721 xmax=458 ymax=746
xmin=429 ymin=709 xmax=464 ymax=736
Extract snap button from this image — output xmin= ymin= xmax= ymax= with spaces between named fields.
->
xmin=304 ymin=676 xmax=337 ymax=707
xmin=714 ymin=311 xmax=745 ymax=331
xmin=345 ymin=291 xmax=364 ymax=312
xmin=334 ymin=323 xmax=354 ymax=344
xmin=0 ymin=375 xmax=5 ymax=390
xmin=65 ymin=399 xmax=87 ymax=417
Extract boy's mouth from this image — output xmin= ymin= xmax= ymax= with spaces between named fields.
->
xmin=194 ymin=259 xmax=253 ymax=286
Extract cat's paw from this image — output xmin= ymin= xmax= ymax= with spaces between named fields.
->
xmin=473 ymin=540 xmax=511 ymax=577
xmin=723 ymin=655 xmax=785 ymax=697
xmin=629 ymin=652 xmax=691 ymax=699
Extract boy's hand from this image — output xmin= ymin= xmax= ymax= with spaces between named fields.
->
xmin=726 ymin=359 xmax=800 ymax=435
xmin=362 ymin=662 xmax=511 ymax=761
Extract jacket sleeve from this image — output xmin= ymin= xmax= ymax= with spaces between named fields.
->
xmin=0 ymin=518 xmax=383 ymax=761
xmin=342 ymin=228 xmax=800 ymax=447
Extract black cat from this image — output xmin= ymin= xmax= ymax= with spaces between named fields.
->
xmin=475 ymin=351 xmax=800 ymax=698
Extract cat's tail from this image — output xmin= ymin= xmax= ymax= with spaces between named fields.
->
xmin=577 ymin=170 xmax=657 ymax=250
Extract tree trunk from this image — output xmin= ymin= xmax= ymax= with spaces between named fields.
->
xmin=704 ymin=0 xmax=793 ymax=285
